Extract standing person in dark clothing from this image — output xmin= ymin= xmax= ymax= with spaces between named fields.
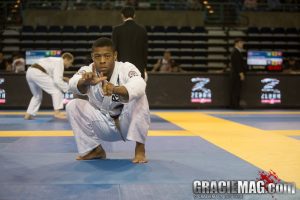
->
xmin=229 ymin=38 xmax=246 ymax=109
xmin=112 ymin=6 xmax=148 ymax=79
xmin=0 ymin=51 xmax=7 ymax=71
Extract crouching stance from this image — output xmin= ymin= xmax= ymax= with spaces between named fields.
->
xmin=66 ymin=37 xmax=150 ymax=163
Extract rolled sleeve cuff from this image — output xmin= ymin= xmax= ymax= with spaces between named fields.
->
xmin=69 ymin=76 xmax=88 ymax=95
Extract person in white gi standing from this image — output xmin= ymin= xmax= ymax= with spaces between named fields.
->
xmin=24 ymin=52 xmax=74 ymax=120
xmin=66 ymin=37 xmax=150 ymax=163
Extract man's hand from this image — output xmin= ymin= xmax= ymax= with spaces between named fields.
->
xmin=77 ymin=72 xmax=107 ymax=94
xmin=81 ymin=72 xmax=107 ymax=86
xmin=102 ymin=81 xmax=115 ymax=96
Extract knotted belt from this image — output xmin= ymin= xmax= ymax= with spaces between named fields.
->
xmin=31 ymin=63 xmax=47 ymax=74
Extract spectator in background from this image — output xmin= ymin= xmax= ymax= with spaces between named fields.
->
xmin=243 ymin=0 xmax=258 ymax=10
xmin=12 ymin=52 xmax=25 ymax=73
xmin=0 ymin=52 xmax=7 ymax=71
xmin=268 ymin=0 xmax=281 ymax=10
xmin=125 ymin=0 xmax=138 ymax=8
xmin=151 ymin=50 xmax=176 ymax=72
xmin=283 ymin=57 xmax=300 ymax=72
xmin=112 ymin=6 xmax=148 ymax=79
xmin=187 ymin=0 xmax=202 ymax=10
xmin=171 ymin=62 xmax=185 ymax=72
xmin=5 ymin=58 xmax=13 ymax=72
xmin=229 ymin=38 xmax=247 ymax=109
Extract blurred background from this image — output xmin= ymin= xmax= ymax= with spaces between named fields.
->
xmin=0 ymin=0 xmax=300 ymax=109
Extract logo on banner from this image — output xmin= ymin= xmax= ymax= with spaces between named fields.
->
xmin=0 ymin=78 xmax=6 ymax=104
xmin=261 ymin=78 xmax=281 ymax=104
xmin=191 ymin=77 xmax=212 ymax=103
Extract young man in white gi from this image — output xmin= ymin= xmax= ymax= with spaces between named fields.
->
xmin=24 ymin=53 xmax=74 ymax=120
xmin=66 ymin=37 xmax=150 ymax=163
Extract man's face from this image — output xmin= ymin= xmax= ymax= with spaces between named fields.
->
xmin=164 ymin=52 xmax=171 ymax=60
xmin=63 ymin=58 xmax=73 ymax=69
xmin=237 ymin=41 xmax=244 ymax=49
xmin=92 ymin=46 xmax=117 ymax=76
xmin=289 ymin=59 xmax=296 ymax=65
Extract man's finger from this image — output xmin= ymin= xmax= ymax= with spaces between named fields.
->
xmin=92 ymin=76 xmax=107 ymax=85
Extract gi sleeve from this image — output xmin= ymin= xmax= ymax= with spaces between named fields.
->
xmin=122 ymin=63 xmax=146 ymax=102
xmin=68 ymin=67 xmax=90 ymax=95
xmin=52 ymin=58 xmax=69 ymax=92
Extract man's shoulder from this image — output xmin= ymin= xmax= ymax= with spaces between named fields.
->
xmin=113 ymin=23 xmax=124 ymax=30
xmin=115 ymin=61 xmax=142 ymax=79
xmin=116 ymin=61 xmax=138 ymax=73
xmin=37 ymin=57 xmax=61 ymax=65
xmin=116 ymin=61 xmax=135 ymax=68
xmin=231 ymin=48 xmax=240 ymax=55
xmin=119 ymin=21 xmax=145 ymax=31
xmin=130 ymin=21 xmax=146 ymax=32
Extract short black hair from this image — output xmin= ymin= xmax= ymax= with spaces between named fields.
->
xmin=234 ymin=38 xmax=244 ymax=45
xmin=121 ymin=6 xmax=135 ymax=18
xmin=92 ymin=37 xmax=114 ymax=51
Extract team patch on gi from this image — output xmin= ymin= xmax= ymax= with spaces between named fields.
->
xmin=112 ymin=94 xmax=120 ymax=102
xmin=128 ymin=70 xmax=138 ymax=78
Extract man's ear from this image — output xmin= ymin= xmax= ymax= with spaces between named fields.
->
xmin=91 ymin=53 xmax=94 ymax=61
xmin=114 ymin=51 xmax=118 ymax=61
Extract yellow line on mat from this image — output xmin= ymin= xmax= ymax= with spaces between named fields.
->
xmin=202 ymin=112 xmax=300 ymax=115
xmin=154 ymin=112 xmax=300 ymax=187
xmin=266 ymin=130 xmax=300 ymax=136
xmin=0 ymin=130 xmax=195 ymax=137
xmin=2 ymin=111 xmax=300 ymax=115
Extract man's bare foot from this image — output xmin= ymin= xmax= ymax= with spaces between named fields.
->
xmin=53 ymin=112 xmax=67 ymax=119
xmin=24 ymin=113 xmax=34 ymax=120
xmin=132 ymin=142 xmax=148 ymax=164
xmin=76 ymin=145 xmax=106 ymax=160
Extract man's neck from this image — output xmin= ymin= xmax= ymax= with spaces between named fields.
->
xmin=124 ymin=18 xmax=133 ymax=22
xmin=235 ymin=46 xmax=242 ymax=52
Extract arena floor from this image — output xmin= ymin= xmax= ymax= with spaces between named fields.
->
xmin=0 ymin=110 xmax=299 ymax=200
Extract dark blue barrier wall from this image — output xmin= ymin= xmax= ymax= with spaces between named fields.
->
xmin=0 ymin=72 xmax=299 ymax=109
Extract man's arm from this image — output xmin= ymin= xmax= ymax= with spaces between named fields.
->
xmin=102 ymin=65 xmax=146 ymax=102
xmin=77 ymin=72 xmax=107 ymax=94
xmin=151 ymin=59 xmax=161 ymax=72
xmin=52 ymin=59 xmax=69 ymax=92
xmin=102 ymin=82 xmax=129 ymax=101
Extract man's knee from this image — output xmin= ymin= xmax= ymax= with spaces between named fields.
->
xmin=66 ymin=99 xmax=80 ymax=114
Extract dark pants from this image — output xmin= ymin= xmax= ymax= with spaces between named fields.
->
xmin=229 ymin=75 xmax=242 ymax=109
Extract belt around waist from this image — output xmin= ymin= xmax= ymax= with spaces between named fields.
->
xmin=31 ymin=64 xmax=47 ymax=74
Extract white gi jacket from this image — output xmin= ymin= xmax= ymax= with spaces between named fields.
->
xmin=68 ymin=61 xmax=150 ymax=146
xmin=37 ymin=57 xmax=69 ymax=92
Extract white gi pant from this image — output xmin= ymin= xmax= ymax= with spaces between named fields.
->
xmin=66 ymin=98 xmax=150 ymax=155
xmin=26 ymin=67 xmax=64 ymax=115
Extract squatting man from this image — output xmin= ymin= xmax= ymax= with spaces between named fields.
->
xmin=66 ymin=37 xmax=150 ymax=163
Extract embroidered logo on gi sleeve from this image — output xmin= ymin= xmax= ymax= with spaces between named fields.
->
xmin=76 ymin=70 xmax=86 ymax=75
xmin=112 ymin=94 xmax=120 ymax=102
xmin=128 ymin=70 xmax=139 ymax=78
